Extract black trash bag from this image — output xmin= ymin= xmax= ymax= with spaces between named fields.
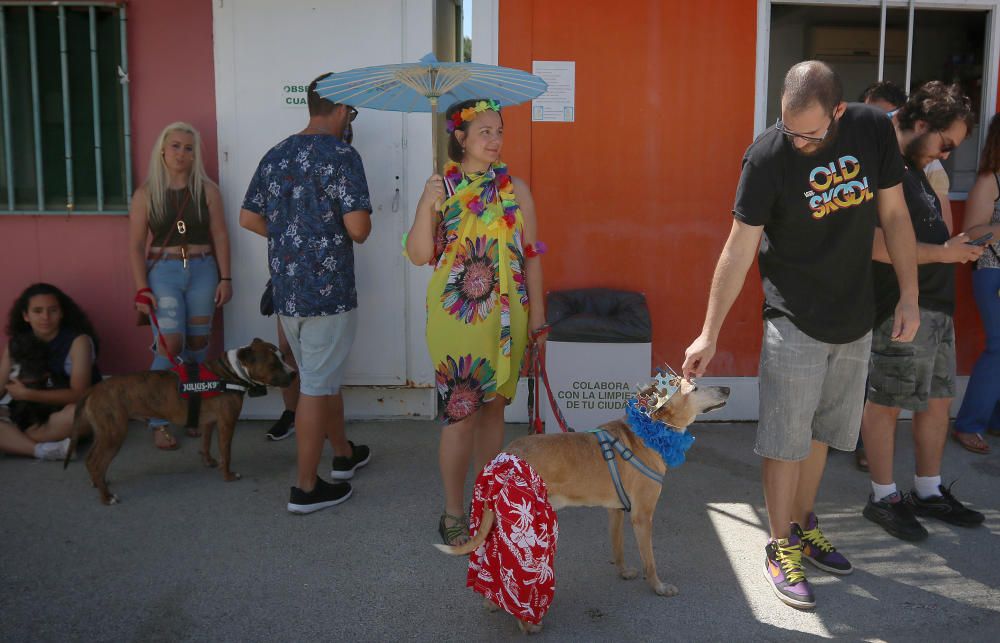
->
xmin=545 ymin=288 xmax=651 ymax=343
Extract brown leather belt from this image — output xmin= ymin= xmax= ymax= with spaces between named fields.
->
xmin=148 ymin=250 xmax=213 ymax=261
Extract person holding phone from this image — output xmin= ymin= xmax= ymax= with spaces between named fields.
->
xmin=860 ymin=82 xmax=985 ymax=541
xmin=952 ymin=112 xmax=1000 ymax=454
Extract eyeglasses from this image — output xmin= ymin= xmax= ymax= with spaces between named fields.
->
xmin=935 ymin=130 xmax=957 ymax=154
xmin=347 ymin=106 xmax=358 ymax=122
xmin=774 ymin=117 xmax=831 ymax=144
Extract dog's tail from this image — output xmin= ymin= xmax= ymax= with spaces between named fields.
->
xmin=433 ymin=508 xmax=495 ymax=556
xmin=63 ymin=391 xmax=92 ymax=470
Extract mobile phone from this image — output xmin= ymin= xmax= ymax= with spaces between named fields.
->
xmin=967 ymin=232 xmax=994 ymax=246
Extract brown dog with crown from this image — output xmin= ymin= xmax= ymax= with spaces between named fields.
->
xmin=436 ymin=374 xmax=729 ymax=633
xmin=65 ymin=338 xmax=296 ymax=505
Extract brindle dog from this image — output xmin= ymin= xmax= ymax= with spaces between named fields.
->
xmin=66 ymin=338 xmax=296 ymax=505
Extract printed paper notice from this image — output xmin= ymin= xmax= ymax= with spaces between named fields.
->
xmin=532 ymin=61 xmax=575 ymax=122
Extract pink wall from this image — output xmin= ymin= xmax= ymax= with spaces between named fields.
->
xmin=0 ymin=0 xmax=220 ymax=374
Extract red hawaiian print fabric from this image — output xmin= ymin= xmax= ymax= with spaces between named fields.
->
xmin=467 ymin=453 xmax=558 ymax=625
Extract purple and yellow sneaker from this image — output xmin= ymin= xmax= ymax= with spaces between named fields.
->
xmin=794 ymin=512 xmax=852 ymax=575
xmin=763 ymin=536 xmax=815 ymax=609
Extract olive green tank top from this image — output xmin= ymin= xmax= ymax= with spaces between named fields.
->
xmin=149 ymin=187 xmax=212 ymax=247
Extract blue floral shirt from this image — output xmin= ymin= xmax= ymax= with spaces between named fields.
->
xmin=242 ymin=135 xmax=371 ymax=317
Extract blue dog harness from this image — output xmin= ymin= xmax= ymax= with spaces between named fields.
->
xmin=592 ymin=429 xmax=664 ymax=513
xmin=588 ymin=366 xmax=697 ymax=513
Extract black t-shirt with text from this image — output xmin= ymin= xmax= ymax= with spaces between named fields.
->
xmin=872 ymin=164 xmax=953 ymax=324
xmin=733 ymin=103 xmax=905 ymax=343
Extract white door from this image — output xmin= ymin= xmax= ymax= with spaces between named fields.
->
xmin=214 ymin=1 xmax=436 ymax=418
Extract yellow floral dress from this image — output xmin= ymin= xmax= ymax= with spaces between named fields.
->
xmin=426 ymin=161 xmax=530 ymax=423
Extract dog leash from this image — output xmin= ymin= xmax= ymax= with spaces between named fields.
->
xmin=526 ymin=324 xmax=574 ymax=434
xmin=592 ymin=428 xmax=664 ymax=513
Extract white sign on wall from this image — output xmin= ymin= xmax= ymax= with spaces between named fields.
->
xmin=531 ymin=61 xmax=575 ymax=122
xmin=281 ymin=82 xmax=309 ymax=108
xmin=542 ymin=340 xmax=651 ymax=432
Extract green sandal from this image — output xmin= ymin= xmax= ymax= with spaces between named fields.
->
xmin=439 ymin=512 xmax=469 ymax=546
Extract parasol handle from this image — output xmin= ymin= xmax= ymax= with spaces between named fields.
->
xmin=430 ymin=96 xmax=440 ymax=176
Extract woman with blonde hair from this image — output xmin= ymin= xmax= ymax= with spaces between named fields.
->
xmin=129 ymin=122 xmax=232 ymax=450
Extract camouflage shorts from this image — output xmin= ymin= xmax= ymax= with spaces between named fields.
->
xmin=867 ymin=308 xmax=955 ymax=412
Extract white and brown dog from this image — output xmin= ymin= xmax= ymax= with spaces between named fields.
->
xmin=437 ymin=374 xmax=729 ymax=633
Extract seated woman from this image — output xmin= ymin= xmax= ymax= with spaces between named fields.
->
xmin=0 ymin=283 xmax=101 ymax=460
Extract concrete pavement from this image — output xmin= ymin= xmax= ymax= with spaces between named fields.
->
xmin=2 ymin=419 xmax=999 ymax=641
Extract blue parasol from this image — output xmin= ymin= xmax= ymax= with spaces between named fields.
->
xmin=315 ymin=53 xmax=547 ymax=170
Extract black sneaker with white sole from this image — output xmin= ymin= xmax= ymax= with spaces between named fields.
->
xmin=331 ymin=441 xmax=371 ymax=480
xmin=287 ymin=477 xmax=352 ymax=514
xmin=907 ymin=483 xmax=985 ymax=527
xmin=266 ymin=410 xmax=295 ymax=441
xmin=863 ymin=492 xmax=928 ymax=541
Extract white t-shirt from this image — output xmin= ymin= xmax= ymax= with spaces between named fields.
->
xmin=924 ymin=159 xmax=950 ymax=194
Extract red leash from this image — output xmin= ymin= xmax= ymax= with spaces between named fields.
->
xmin=527 ymin=325 xmax=573 ymax=434
xmin=135 ymin=288 xmax=183 ymax=366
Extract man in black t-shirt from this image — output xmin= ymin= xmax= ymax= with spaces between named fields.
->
xmin=683 ymin=61 xmax=919 ymax=610
xmin=860 ymin=82 xmax=986 ymax=542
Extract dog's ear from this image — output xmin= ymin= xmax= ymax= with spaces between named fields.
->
xmin=251 ymin=337 xmax=264 ymax=345
xmin=8 ymin=335 xmax=25 ymax=357
xmin=236 ymin=345 xmax=255 ymax=365
xmin=9 ymin=334 xmax=30 ymax=359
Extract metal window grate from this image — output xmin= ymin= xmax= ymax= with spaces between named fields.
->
xmin=0 ymin=1 xmax=131 ymax=215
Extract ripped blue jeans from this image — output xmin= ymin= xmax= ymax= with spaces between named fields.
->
xmin=146 ymin=255 xmax=219 ymax=427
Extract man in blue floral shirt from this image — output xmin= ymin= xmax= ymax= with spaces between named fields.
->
xmin=240 ymin=73 xmax=373 ymax=514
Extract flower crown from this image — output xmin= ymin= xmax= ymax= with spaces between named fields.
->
xmin=446 ymin=99 xmax=501 ymax=133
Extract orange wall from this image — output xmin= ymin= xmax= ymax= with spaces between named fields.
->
xmin=501 ymin=0 xmax=988 ymax=376
xmin=500 ymin=0 xmax=762 ymax=375
xmin=0 ymin=0 xmax=219 ymax=374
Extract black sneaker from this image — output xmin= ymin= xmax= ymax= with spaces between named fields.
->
xmin=908 ymin=483 xmax=985 ymax=527
xmin=266 ymin=410 xmax=295 ymax=441
xmin=287 ymin=477 xmax=352 ymax=514
xmin=863 ymin=492 xmax=928 ymax=541
xmin=331 ymin=441 xmax=371 ymax=480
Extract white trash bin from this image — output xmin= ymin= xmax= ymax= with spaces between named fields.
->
xmin=542 ymin=340 xmax=651 ymax=431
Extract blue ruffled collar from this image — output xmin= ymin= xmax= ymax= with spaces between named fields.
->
xmin=624 ymin=398 xmax=695 ymax=468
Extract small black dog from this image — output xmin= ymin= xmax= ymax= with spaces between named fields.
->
xmin=7 ymin=334 xmax=66 ymax=430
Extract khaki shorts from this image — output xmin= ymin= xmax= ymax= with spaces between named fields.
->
xmin=867 ymin=308 xmax=955 ymax=412
xmin=756 ymin=317 xmax=872 ymax=461
xmin=278 ymin=310 xmax=357 ymax=396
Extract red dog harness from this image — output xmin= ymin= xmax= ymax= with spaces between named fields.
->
xmin=175 ymin=363 xmax=225 ymax=400
xmin=136 ymin=289 xmax=261 ymax=428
